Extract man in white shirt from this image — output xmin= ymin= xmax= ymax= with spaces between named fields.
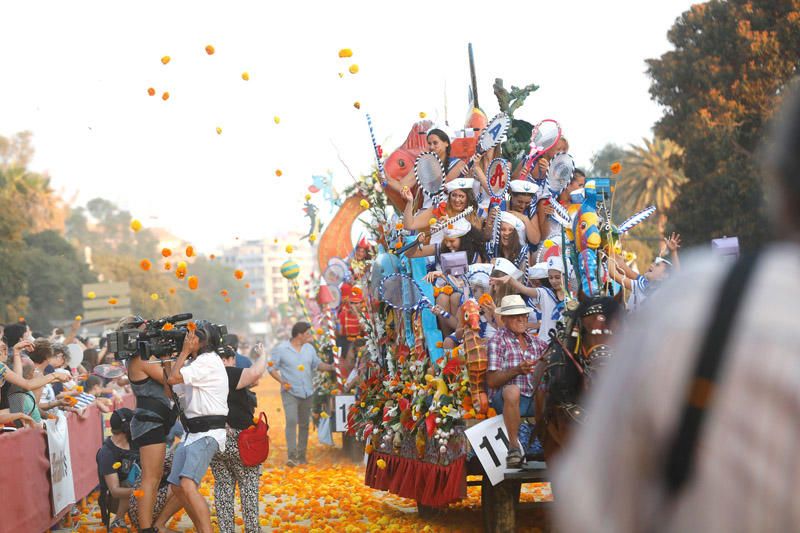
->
xmin=166 ymin=323 xmax=228 ymax=533
xmin=554 ymin=79 xmax=800 ymax=533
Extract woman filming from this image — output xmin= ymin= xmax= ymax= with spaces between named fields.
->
xmin=122 ymin=315 xmax=192 ymax=533
xmin=211 ymin=342 xmax=268 ymax=533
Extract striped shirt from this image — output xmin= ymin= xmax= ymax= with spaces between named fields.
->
xmin=74 ymin=392 xmax=96 ymax=410
xmin=554 ymin=244 xmax=800 ymax=533
xmin=487 ymin=327 xmax=548 ymax=397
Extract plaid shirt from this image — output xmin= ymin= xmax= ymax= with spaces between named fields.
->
xmin=487 ymin=327 xmax=549 ymax=397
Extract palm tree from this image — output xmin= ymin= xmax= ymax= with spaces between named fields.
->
xmin=614 ymin=137 xmax=688 ymax=234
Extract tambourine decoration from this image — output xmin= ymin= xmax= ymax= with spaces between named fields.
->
xmin=414 ymin=151 xmax=446 ymax=199
xmin=519 ymin=119 xmax=562 ymax=180
xmin=457 ymin=113 xmax=511 ymax=178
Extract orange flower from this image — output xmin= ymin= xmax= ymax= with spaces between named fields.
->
xmin=268 ymin=361 xmax=274 ymax=367
xmin=205 ymin=44 xmax=215 ymax=55
xmin=275 ymin=169 xmax=283 ymax=177
xmin=187 ymin=275 xmax=199 ymax=290
xmin=162 ymin=323 xmax=175 ymax=331
xmin=353 ymin=101 xmax=361 ymax=109
xmin=187 ymin=321 xmax=197 ymax=332
xmin=161 ymin=56 xmax=170 ymax=65
xmin=162 ymin=248 xmax=172 ymax=257
xmin=435 ymin=341 xmax=443 ymax=348
xmin=338 ymin=48 xmax=353 ymax=58
xmin=140 ymin=259 xmax=152 ymax=271
xmin=478 ymin=293 xmax=494 ymax=306
xmin=224 ymin=297 xmax=231 ymax=303
xmin=349 ymin=64 xmax=359 ymax=74
xmin=164 ymin=261 xmax=172 ymax=271
xmin=487 ymin=407 xmax=498 ymax=417
xmin=610 ymin=161 xmax=622 ymax=175
xmin=168 ymin=288 xmax=176 ymax=295
xmin=351 ymin=286 xmax=362 ymax=296
xmin=162 ymin=91 xmax=170 ymax=101
xmin=234 ymin=269 xmax=244 ymax=280
xmin=133 ymin=489 xmax=144 ymax=498
xmin=185 ymin=245 xmax=194 ymax=257
xmin=147 ymin=87 xmax=155 ymax=96
xmin=220 ymin=289 xmax=229 ymax=297
xmin=175 ymin=262 xmax=187 ymax=280
xmin=365 ymin=443 xmax=373 ymax=454
xmin=108 ymin=298 xmax=118 ymax=305
xmin=376 ymin=458 xmax=387 ymax=469
xmin=241 ymin=71 xmax=250 ymax=81
xmin=209 ymin=254 xmax=216 ymax=260
xmin=244 ymin=283 xmax=251 ymax=288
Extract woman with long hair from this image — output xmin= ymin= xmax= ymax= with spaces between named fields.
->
xmin=402 ymin=177 xmax=483 ymax=236
xmin=211 ymin=343 xmax=268 ymax=533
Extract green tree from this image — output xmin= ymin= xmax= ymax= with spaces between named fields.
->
xmin=179 ymin=257 xmax=249 ymax=332
xmin=646 ymin=0 xmax=800 ymax=248
xmin=589 ymin=143 xmax=627 ymax=178
xmin=616 ymin=137 xmax=688 ymax=234
xmin=21 ymin=231 xmax=96 ymax=329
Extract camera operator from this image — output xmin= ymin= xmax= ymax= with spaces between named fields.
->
xmin=122 ymin=315 xmax=183 ymax=533
xmin=164 ymin=322 xmax=228 ymax=533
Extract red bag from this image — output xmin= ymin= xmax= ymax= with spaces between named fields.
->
xmin=238 ymin=412 xmax=270 ymax=466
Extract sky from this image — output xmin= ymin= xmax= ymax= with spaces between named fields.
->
xmin=0 ymin=0 xmax=695 ymax=252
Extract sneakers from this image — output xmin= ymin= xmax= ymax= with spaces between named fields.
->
xmin=506 ymin=448 xmax=523 ymax=469
xmin=286 ymin=458 xmax=298 ymax=468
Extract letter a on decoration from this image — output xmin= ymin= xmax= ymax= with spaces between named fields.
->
xmin=487 ymin=122 xmax=503 ymax=141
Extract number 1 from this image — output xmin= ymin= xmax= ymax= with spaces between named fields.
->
xmin=479 ymin=436 xmax=501 ymax=467
xmin=495 ymin=427 xmax=509 ymax=449
xmin=339 ymin=403 xmax=347 ymax=423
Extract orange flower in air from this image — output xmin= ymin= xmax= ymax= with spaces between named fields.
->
xmin=108 ymin=298 xmax=118 ymax=305
xmin=187 ymin=276 xmax=199 ymax=290
xmin=140 ymin=259 xmax=152 ymax=271
xmin=209 ymin=254 xmax=216 ymax=260
xmin=220 ymin=289 xmax=229 ymax=297
xmin=610 ymin=161 xmax=622 ymax=175
xmin=234 ymin=269 xmax=244 ymax=280
xmin=168 ymin=288 xmax=176 ymax=295
xmin=224 ymin=297 xmax=231 ymax=303
xmin=175 ymin=262 xmax=187 ymax=280
xmin=205 ymin=45 xmax=215 ymax=55
xmin=164 ymin=261 xmax=172 ymax=271
xmin=186 ymin=246 xmax=194 ymax=257
xmin=162 ymin=248 xmax=172 ymax=257
xmin=162 ymin=91 xmax=170 ymax=101
xmin=162 ymin=323 xmax=175 ymax=331
xmin=147 ymin=87 xmax=155 ymax=96
xmin=244 ymin=283 xmax=250 ymax=289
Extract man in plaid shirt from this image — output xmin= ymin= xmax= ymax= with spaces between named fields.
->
xmin=487 ymin=295 xmax=549 ymax=467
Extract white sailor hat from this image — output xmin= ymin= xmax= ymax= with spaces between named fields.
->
xmin=499 ymin=211 xmax=526 ymax=246
xmin=444 ymin=177 xmax=475 ymax=193
xmin=492 ymin=257 xmax=523 ymax=280
xmin=527 ymin=262 xmax=549 ymax=280
xmin=443 ymin=217 xmax=471 ymax=239
xmin=546 ymin=256 xmax=565 ymax=273
xmin=509 ymin=180 xmax=539 ymax=195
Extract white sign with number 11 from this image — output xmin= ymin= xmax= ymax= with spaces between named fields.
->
xmin=334 ymin=395 xmax=355 ymax=432
xmin=465 ymin=415 xmax=515 ymax=486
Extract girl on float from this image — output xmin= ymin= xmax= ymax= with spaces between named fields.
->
xmin=492 ymin=256 xmax=568 ymax=341
xmin=535 ymin=169 xmax=586 ymax=243
xmin=405 ymin=218 xmax=487 ymax=335
xmin=123 ymin=315 xmax=197 ymax=533
xmin=490 ymin=211 xmax=532 ymax=271
xmin=401 ymin=177 xmax=483 ymax=237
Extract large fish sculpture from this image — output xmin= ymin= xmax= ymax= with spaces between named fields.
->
xmin=571 ymin=181 xmax=603 ymax=297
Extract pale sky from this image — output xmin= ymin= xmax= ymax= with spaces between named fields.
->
xmin=1 ymin=0 xmax=694 ymax=252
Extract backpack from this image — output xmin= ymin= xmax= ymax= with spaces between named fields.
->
xmin=238 ymin=411 xmax=270 ymax=466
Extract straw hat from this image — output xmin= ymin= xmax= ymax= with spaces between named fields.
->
xmin=495 ymin=295 xmax=534 ymax=316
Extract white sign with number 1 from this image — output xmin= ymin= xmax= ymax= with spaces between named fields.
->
xmin=465 ymin=415 xmax=515 ymax=486
xmin=334 ymin=395 xmax=355 ymax=432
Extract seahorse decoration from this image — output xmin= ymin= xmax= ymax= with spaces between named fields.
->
xmin=459 ymin=299 xmax=489 ymax=414
xmin=571 ymin=181 xmax=602 ymax=297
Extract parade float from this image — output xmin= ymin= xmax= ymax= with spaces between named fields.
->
xmin=280 ymin=45 xmax=658 ymax=517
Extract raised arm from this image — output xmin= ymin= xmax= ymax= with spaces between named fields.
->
xmin=401 ymin=187 xmax=435 ymax=231
xmin=236 ymin=343 xmax=268 ymax=390
xmin=165 ymin=331 xmax=199 ymax=386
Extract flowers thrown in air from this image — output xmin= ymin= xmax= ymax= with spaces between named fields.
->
xmin=140 ymin=259 xmax=152 ymax=271
xmin=241 ymin=71 xmax=250 ymax=81
xmin=161 ymin=56 xmax=170 ymax=65
xmin=108 ymin=298 xmax=118 ymax=305
xmin=161 ymin=248 xmax=172 ymax=257
xmin=610 ymin=161 xmax=622 ymax=175
xmin=186 ymin=245 xmax=195 ymax=257
xmin=150 ymin=293 xmax=159 ymax=300
xmin=285 ymin=245 xmax=293 ymax=254
xmin=419 ymin=112 xmax=427 ymax=118
xmin=147 ymin=88 xmax=155 ymax=96
xmin=273 ymin=116 xmax=280 ymax=124
xmin=353 ymin=101 xmax=361 ymax=109
xmin=338 ymin=48 xmax=353 ymax=58
xmin=205 ymin=44 xmax=215 ymax=55
xmin=216 ymin=127 xmax=222 ymax=135
xmin=349 ymin=64 xmax=359 ymax=74
xmin=162 ymin=91 xmax=170 ymax=101
xmin=130 ymin=219 xmax=142 ymax=232
xmin=74 ymin=315 xmax=82 ymax=321
xmin=220 ymin=289 xmax=229 ymax=297
xmin=87 ymin=291 xmax=96 ymax=300
xmin=297 ymin=364 xmax=305 ymax=371
xmin=275 ymin=169 xmax=283 ymax=177
xmin=187 ymin=275 xmax=199 ymax=290
xmin=234 ymin=269 xmax=244 ymax=280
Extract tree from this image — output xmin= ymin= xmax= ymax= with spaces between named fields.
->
xmin=21 ymin=231 xmax=96 ymax=329
xmin=616 ymin=137 xmax=688 ymax=234
xmin=646 ymin=0 xmax=800 ymax=248
xmin=589 ymin=143 xmax=627 ymax=178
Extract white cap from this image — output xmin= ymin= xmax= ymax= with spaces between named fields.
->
xmin=547 ymin=256 xmax=565 ymax=273
xmin=493 ymin=257 xmax=523 ymax=280
xmin=509 ymin=180 xmax=539 ymax=195
xmin=527 ymin=262 xmax=549 ymax=280
xmin=499 ymin=211 xmax=526 ymax=246
xmin=443 ymin=217 xmax=471 ymax=239
xmin=444 ymin=177 xmax=475 ymax=193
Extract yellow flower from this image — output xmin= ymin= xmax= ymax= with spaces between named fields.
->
xmin=273 ymin=116 xmax=280 ymax=124
xmin=376 ymin=459 xmax=387 ymax=470
xmin=349 ymin=64 xmax=359 ymax=74
xmin=359 ymin=199 xmax=370 ymax=209
xmin=74 ymin=315 xmax=82 ymax=321
xmin=320 ymin=412 xmax=329 ymax=419
xmin=161 ymin=91 xmax=170 ymax=101
xmin=130 ymin=219 xmax=142 ymax=232
xmin=428 ymin=217 xmax=438 ymax=226
xmin=419 ymin=112 xmax=427 ymax=118
xmin=87 ymin=291 xmax=96 ymax=300
xmin=285 ymin=245 xmax=293 ymax=254
xmin=241 ymin=71 xmax=250 ymax=81
xmin=150 ymin=293 xmax=159 ymax=300
xmin=309 ymin=233 xmax=317 ymax=243
xmin=338 ymin=48 xmax=353 ymax=58
xmin=353 ymin=101 xmax=361 ymax=109
xmin=161 ymin=56 xmax=170 ymax=65
xmin=275 ymin=169 xmax=283 ymax=177
xmin=297 ymin=364 xmax=305 ymax=371
xmin=112 ymin=462 xmax=121 ymax=470
xmin=216 ymin=127 xmax=222 ymax=135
